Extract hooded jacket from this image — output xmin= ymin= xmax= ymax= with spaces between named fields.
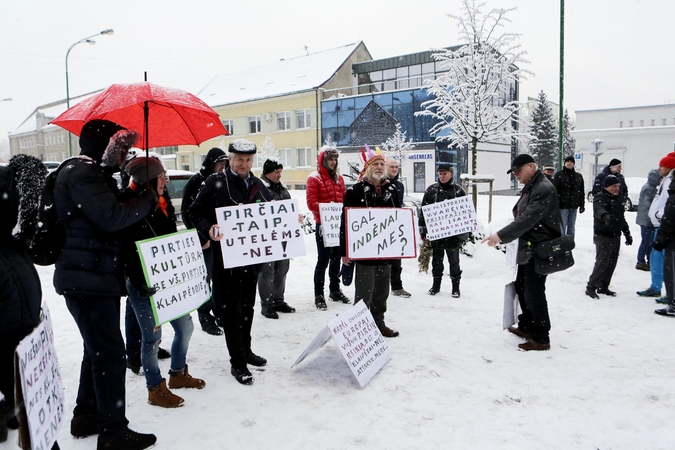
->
xmin=498 ymin=170 xmax=562 ymax=264
xmin=636 ymin=169 xmax=660 ymax=227
xmin=181 ymin=147 xmax=227 ymax=229
xmin=306 ymin=148 xmax=346 ymax=224
xmin=260 ymin=173 xmax=291 ymax=201
xmin=53 ymin=133 xmax=157 ymax=297
xmin=592 ymin=165 xmax=628 ymax=205
xmin=553 ymin=166 xmax=585 ymax=209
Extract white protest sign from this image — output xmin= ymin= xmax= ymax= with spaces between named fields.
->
xmin=503 ymin=282 xmax=518 ymax=329
xmin=345 ymin=208 xmax=417 ymax=259
xmin=319 ymin=203 xmax=343 ymax=247
xmin=292 ymin=302 xmax=391 ymax=388
xmin=136 ymin=229 xmax=210 ymax=326
xmin=421 ymin=196 xmax=478 ymax=241
xmin=16 ymin=304 xmax=64 ymax=450
xmin=216 ymin=199 xmax=306 ymax=269
xmin=505 ymin=240 xmax=518 ymax=281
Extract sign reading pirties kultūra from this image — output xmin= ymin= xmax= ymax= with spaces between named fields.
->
xmin=319 ymin=203 xmax=343 ymax=247
xmin=291 ymin=301 xmax=391 ymax=388
xmin=15 ymin=304 xmax=64 ymax=450
xmin=136 ymin=229 xmax=210 ymax=326
xmin=421 ymin=196 xmax=478 ymax=241
xmin=345 ymin=207 xmax=417 ymax=259
xmin=215 ymin=199 xmax=306 ymax=269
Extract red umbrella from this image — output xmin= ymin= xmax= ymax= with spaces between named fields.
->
xmin=51 ymin=82 xmax=228 ymax=149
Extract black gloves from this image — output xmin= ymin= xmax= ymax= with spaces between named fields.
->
xmin=624 ymin=231 xmax=633 ymax=246
xmin=579 ymin=205 xmax=585 ymax=214
xmin=138 ymin=284 xmax=158 ymax=299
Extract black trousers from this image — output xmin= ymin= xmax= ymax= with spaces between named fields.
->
xmin=355 ymin=263 xmax=391 ymax=326
xmin=514 ymin=259 xmax=550 ymax=344
xmin=212 ymin=266 xmax=258 ymax=368
xmin=313 ymin=230 xmax=341 ymax=296
xmin=390 ymin=259 xmax=403 ymax=290
xmin=197 ymin=246 xmax=218 ymax=324
xmin=65 ymin=295 xmax=129 ymax=439
xmin=431 ymin=247 xmax=461 ymax=279
xmin=587 ymin=234 xmax=620 ymax=290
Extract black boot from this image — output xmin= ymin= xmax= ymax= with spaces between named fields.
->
xmin=451 ymin=276 xmax=461 ymax=298
xmin=428 ymin=277 xmax=441 ymax=295
xmin=261 ymin=302 xmax=279 ymax=319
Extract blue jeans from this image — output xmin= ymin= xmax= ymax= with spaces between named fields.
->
xmin=560 ymin=209 xmax=578 ymax=238
xmin=650 ymin=229 xmax=664 ymax=290
xmin=126 ymin=280 xmax=194 ymax=388
xmin=638 ymin=225 xmax=655 ymax=264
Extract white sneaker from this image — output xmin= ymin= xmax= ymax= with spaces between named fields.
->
xmin=392 ymin=289 xmax=411 ymax=298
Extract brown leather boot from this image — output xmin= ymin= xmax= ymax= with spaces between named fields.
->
xmin=378 ymin=324 xmax=400 ymax=338
xmin=148 ymin=379 xmax=184 ymax=408
xmin=168 ymin=364 xmax=206 ymax=389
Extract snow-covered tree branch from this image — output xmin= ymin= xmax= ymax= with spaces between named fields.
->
xmin=381 ymin=123 xmax=416 ymax=169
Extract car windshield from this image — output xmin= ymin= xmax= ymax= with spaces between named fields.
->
xmin=166 ymin=176 xmax=189 ymax=199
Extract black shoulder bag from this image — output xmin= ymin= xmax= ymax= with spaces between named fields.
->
xmin=532 ymin=227 xmax=575 ymax=276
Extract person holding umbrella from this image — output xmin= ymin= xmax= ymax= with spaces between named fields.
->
xmin=53 ymin=119 xmax=157 ymax=450
xmin=188 ymin=139 xmax=272 ymax=385
xmin=121 ymin=156 xmax=206 ymax=408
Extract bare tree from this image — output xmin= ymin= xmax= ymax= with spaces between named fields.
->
xmin=417 ymin=0 xmax=532 ymax=205
xmin=381 ymin=123 xmax=416 ymax=170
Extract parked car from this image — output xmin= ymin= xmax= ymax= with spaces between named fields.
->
xmin=42 ymin=161 xmax=60 ymax=173
xmin=587 ymin=176 xmax=646 ymax=212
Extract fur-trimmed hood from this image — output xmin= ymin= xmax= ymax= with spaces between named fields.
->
xmin=101 ymin=129 xmax=139 ymax=169
xmin=2 ymin=154 xmax=47 ymax=247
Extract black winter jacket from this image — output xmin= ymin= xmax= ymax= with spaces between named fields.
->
xmin=419 ymin=180 xmax=467 ymax=248
xmin=120 ymin=188 xmax=177 ymax=292
xmin=592 ymin=166 xmax=628 ymax=205
xmin=188 ymin=168 xmax=272 ymax=269
xmin=593 ymin=189 xmax=630 ymax=237
xmin=53 ymin=156 xmax=157 ymax=296
xmin=339 ymin=179 xmax=399 ymax=265
xmin=181 ymin=148 xmax=226 ymax=229
xmin=553 ymin=167 xmax=585 ymax=209
xmin=654 ymin=183 xmax=675 ymax=251
xmin=260 ymin=174 xmax=291 ymax=201
xmin=498 ymin=171 xmax=562 ymax=264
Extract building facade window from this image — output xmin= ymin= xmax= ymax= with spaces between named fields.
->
xmin=619 ymin=121 xmax=623 ymax=128
xmin=154 ymin=146 xmax=178 ymax=155
xmin=222 ymin=119 xmax=234 ymax=135
xmin=297 ymin=147 xmax=313 ymax=167
xmin=249 ymin=116 xmax=261 ymax=134
xmin=295 ymin=109 xmax=311 ymax=129
xmin=277 ymin=148 xmax=292 ymax=167
xmin=277 ymin=112 xmax=291 ymax=131
xmin=629 ymin=120 xmax=633 ymax=127
xmin=19 ymin=136 xmax=36 ymax=149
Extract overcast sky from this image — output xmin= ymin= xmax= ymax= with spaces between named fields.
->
xmin=1 ymin=0 xmax=674 ymax=148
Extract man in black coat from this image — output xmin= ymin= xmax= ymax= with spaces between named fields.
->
xmin=53 ymin=119 xmax=157 ymax=450
xmin=385 ymin=157 xmax=411 ymax=298
xmin=188 ymin=139 xmax=272 ymax=385
xmin=0 ymin=155 xmax=47 ymax=441
xmin=483 ymin=154 xmax=561 ymax=351
xmin=586 ymin=175 xmax=632 ymax=299
xmin=592 ymin=158 xmax=628 ymax=206
xmin=181 ymin=147 xmax=228 ymax=336
xmin=257 ymin=158 xmax=296 ymax=319
xmin=553 ymin=155 xmax=586 ymax=238
xmin=419 ymin=164 xmax=467 ymax=297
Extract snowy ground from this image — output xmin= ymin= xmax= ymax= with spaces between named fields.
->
xmin=3 ymin=192 xmax=675 ymax=450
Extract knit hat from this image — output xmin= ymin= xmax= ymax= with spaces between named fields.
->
xmin=263 ymin=158 xmax=283 ymax=175
xmin=659 ymin=152 xmax=675 ymax=170
xmin=543 ymin=165 xmax=555 ymax=172
xmin=609 ymin=158 xmax=622 ymax=167
xmin=79 ymin=119 xmax=125 ymax=163
xmin=320 ymin=146 xmax=340 ymax=169
xmin=125 ymin=156 xmax=165 ymax=184
xmin=564 ymin=155 xmax=575 ymax=164
xmin=228 ymin=139 xmax=257 ymax=154
xmin=603 ymin=174 xmax=621 ymax=187
xmin=358 ymin=145 xmax=386 ymax=181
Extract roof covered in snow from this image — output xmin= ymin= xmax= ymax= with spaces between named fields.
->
xmin=198 ymin=42 xmax=364 ymax=107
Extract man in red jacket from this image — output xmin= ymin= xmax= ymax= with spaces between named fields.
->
xmin=306 ymin=146 xmax=350 ymax=310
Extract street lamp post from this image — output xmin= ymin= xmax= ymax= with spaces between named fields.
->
xmin=65 ymin=29 xmax=114 ymax=157
xmin=590 ymin=139 xmax=604 ymax=179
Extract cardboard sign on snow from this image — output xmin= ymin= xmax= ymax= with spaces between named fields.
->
xmin=503 ymin=282 xmax=518 ymax=329
xmin=421 ymin=196 xmax=478 ymax=241
xmin=319 ymin=203 xmax=343 ymax=247
xmin=216 ymin=199 xmax=306 ymax=268
xmin=15 ymin=304 xmax=65 ymax=450
xmin=292 ymin=302 xmax=391 ymax=388
xmin=136 ymin=229 xmax=210 ymax=326
xmin=345 ymin=207 xmax=417 ymax=259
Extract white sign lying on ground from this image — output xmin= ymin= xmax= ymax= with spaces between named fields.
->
xmin=319 ymin=203 xmax=343 ymax=247
xmin=216 ymin=199 xmax=306 ymax=268
xmin=136 ymin=229 xmax=210 ymax=325
xmin=15 ymin=304 xmax=64 ymax=450
xmin=421 ymin=196 xmax=478 ymax=241
xmin=345 ymin=207 xmax=417 ymax=259
xmin=292 ymin=302 xmax=391 ymax=388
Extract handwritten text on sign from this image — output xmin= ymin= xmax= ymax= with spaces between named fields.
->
xmin=345 ymin=208 xmax=417 ymax=259
xmin=216 ymin=199 xmax=307 ymax=268
xmin=137 ymin=229 xmax=210 ymax=325
xmin=16 ymin=304 xmax=64 ymax=450
xmin=327 ymin=302 xmax=391 ymax=387
xmin=319 ymin=203 xmax=343 ymax=247
xmin=421 ymin=196 xmax=478 ymax=241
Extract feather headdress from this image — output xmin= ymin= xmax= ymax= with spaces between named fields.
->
xmin=358 ymin=144 xmax=386 ymax=181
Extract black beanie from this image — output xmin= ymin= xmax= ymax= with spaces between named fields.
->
xmin=79 ymin=119 xmax=125 ymax=163
xmin=564 ymin=155 xmax=575 ymax=164
xmin=603 ymin=174 xmax=621 ymax=187
xmin=609 ymin=158 xmax=622 ymax=167
xmin=263 ymin=158 xmax=283 ymax=175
